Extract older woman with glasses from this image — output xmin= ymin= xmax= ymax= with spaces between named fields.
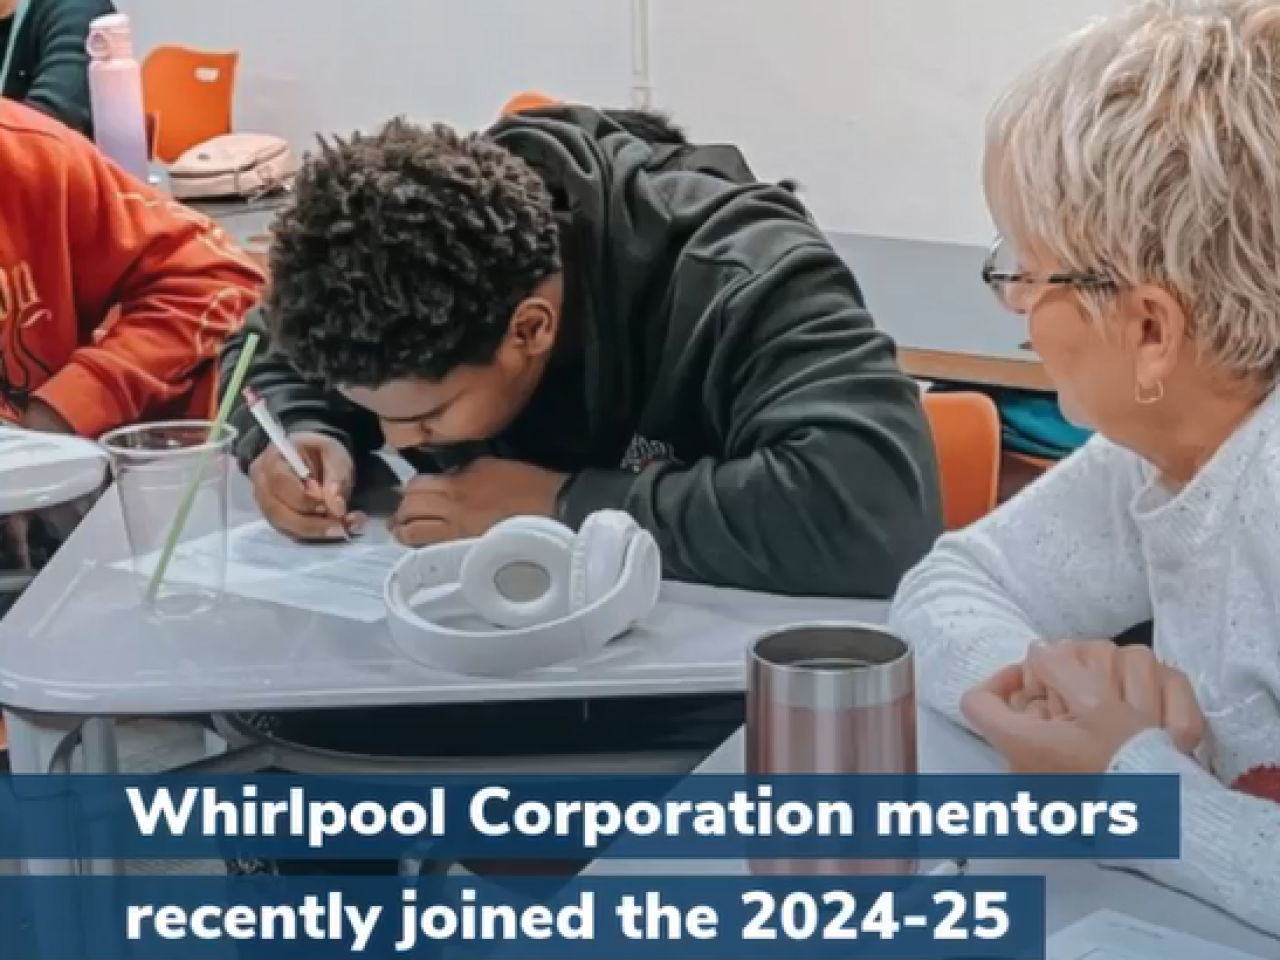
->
xmin=891 ymin=0 xmax=1280 ymax=935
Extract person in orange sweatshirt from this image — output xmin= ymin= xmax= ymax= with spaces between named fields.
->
xmin=0 ymin=97 xmax=264 ymax=438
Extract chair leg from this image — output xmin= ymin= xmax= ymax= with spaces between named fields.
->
xmin=6 ymin=710 xmax=89 ymax=958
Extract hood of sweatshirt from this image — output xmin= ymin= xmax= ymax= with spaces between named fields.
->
xmin=487 ymin=105 xmax=704 ymax=446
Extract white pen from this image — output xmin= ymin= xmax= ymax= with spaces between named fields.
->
xmin=243 ymin=387 xmax=314 ymax=482
xmin=242 ymin=387 xmax=350 ymax=539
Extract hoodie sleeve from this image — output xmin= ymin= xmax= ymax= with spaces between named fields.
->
xmin=33 ymin=132 xmax=264 ymax=437
xmin=220 ymin=307 xmax=385 ymax=472
xmin=557 ymin=236 xmax=943 ymax=599
xmin=20 ymin=0 xmax=115 ymax=137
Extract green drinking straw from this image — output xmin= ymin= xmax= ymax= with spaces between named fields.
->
xmin=145 ymin=332 xmax=260 ymax=602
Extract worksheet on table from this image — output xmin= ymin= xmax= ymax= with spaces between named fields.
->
xmin=1048 ymin=911 xmax=1268 ymax=960
xmin=115 ymin=521 xmax=409 ymax=622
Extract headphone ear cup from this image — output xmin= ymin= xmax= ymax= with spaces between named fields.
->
xmin=623 ymin=528 xmax=663 ymax=626
xmin=570 ymin=510 xmax=638 ymax=611
xmin=460 ymin=516 xmax=576 ymax=629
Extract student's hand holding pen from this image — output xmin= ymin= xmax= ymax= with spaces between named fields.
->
xmin=249 ymin=431 xmax=367 ymax=541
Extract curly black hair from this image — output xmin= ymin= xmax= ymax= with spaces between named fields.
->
xmin=267 ymin=118 xmax=562 ymax=387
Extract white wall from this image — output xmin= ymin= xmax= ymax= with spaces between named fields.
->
xmin=118 ymin=0 xmax=1127 ymax=244
xmin=649 ymin=0 xmax=1127 ymax=243
xmin=117 ymin=0 xmax=634 ymax=153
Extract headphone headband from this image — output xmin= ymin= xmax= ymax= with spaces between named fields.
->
xmin=383 ymin=517 xmax=661 ymax=677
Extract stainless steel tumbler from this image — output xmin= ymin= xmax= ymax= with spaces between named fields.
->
xmin=747 ymin=623 xmax=917 ymax=876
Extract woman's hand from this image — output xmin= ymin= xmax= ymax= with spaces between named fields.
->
xmin=1008 ymin=640 xmax=1204 ymax=754
xmin=961 ymin=642 xmax=1204 ymax=774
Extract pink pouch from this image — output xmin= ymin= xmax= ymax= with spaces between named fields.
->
xmin=168 ymin=132 xmax=297 ymax=200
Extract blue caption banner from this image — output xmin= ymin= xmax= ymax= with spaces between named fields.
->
xmin=7 ymin=875 xmax=1048 ymax=960
xmin=2 ymin=773 xmax=1180 ymax=860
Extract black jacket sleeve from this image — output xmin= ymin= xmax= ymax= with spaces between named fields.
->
xmin=219 ymin=307 xmax=384 ymax=472
xmin=21 ymin=0 xmax=114 ymax=137
xmin=556 ymin=241 xmax=943 ymax=599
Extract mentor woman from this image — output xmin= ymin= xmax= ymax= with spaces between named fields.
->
xmin=890 ymin=0 xmax=1279 ymax=937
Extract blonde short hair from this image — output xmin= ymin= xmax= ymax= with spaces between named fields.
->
xmin=987 ymin=0 xmax=1280 ymax=379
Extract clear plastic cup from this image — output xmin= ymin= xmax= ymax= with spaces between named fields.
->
xmin=99 ymin=421 xmax=236 ymax=618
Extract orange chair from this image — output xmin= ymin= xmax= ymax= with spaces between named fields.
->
xmin=999 ymin=450 xmax=1054 ymax=502
xmin=923 ymin=392 xmax=1001 ymax=530
xmin=500 ymin=91 xmax=559 ymax=117
xmin=142 ymin=45 xmax=239 ymax=163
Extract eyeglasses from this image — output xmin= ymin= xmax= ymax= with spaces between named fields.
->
xmin=981 ymin=237 xmax=1115 ymax=313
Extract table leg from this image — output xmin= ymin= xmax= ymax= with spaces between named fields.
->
xmin=5 ymin=709 xmax=88 ymax=959
xmin=78 ymin=718 xmax=127 ymax=959
xmin=79 ymin=718 xmax=121 ymax=873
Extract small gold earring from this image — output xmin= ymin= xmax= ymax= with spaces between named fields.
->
xmin=1135 ymin=380 xmax=1165 ymax=405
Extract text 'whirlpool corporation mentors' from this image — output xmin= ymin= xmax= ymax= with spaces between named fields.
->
xmin=126 ymin=784 xmax=1140 ymax=850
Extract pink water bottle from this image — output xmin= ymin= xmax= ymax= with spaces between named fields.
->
xmin=86 ymin=13 xmax=149 ymax=182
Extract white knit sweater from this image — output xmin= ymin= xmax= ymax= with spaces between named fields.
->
xmin=889 ymin=391 xmax=1280 ymax=938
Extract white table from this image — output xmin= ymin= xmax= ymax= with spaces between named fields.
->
xmin=585 ymin=712 xmax=1280 ymax=959
xmin=0 ymin=471 xmax=890 ymax=956
xmin=0 ymin=471 xmax=886 ymax=723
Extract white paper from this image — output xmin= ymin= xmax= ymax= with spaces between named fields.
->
xmin=114 ymin=521 xmax=408 ymax=622
xmin=1049 ymin=911 xmax=1268 ymax=960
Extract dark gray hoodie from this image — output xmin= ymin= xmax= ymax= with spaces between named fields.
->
xmin=0 ymin=0 xmax=115 ymax=137
xmin=220 ymin=106 xmax=942 ymax=598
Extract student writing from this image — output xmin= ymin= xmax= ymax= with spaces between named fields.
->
xmin=222 ymin=107 xmax=943 ymax=599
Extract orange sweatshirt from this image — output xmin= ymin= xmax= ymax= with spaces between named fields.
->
xmin=0 ymin=99 xmax=264 ymax=437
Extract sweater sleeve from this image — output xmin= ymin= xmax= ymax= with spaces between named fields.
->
xmin=21 ymin=0 xmax=114 ymax=137
xmin=1106 ymin=729 xmax=1280 ymax=938
xmin=219 ymin=307 xmax=386 ymax=472
xmin=558 ymin=240 xmax=943 ymax=599
xmin=33 ymin=142 xmax=264 ymax=437
xmin=889 ymin=436 xmax=1155 ymax=723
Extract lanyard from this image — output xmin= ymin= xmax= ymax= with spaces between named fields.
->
xmin=0 ymin=0 xmax=31 ymax=92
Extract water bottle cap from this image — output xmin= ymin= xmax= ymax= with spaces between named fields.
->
xmin=86 ymin=13 xmax=134 ymax=60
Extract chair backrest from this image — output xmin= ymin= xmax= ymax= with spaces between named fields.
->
xmin=500 ymin=91 xmax=558 ymax=117
xmin=142 ymin=45 xmax=239 ymax=163
xmin=923 ymin=391 xmax=1001 ymax=531
xmin=144 ymin=112 xmax=159 ymax=161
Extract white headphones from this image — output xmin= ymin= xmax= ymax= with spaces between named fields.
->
xmin=383 ymin=510 xmax=662 ymax=677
